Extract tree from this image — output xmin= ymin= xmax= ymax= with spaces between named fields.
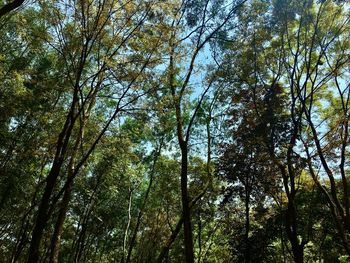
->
xmin=163 ymin=1 xmax=247 ymax=261
xmin=1 ymin=0 xmax=350 ymax=262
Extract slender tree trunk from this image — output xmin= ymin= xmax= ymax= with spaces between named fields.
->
xmin=244 ymin=190 xmax=250 ymax=263
xmin=72 ymin=173 xmax=102 ymax=262
xmin=11 ymin=178 xmax=43 ymax=262
xmin=180 ymin=142 xmax=194 ymax=263
xmin=49 ymin=119 xmax=87 ymax=262
xmin=71 ymin=196 xmax=96 ymax=262
xmin=11 ymin=219 xmax=30 ymax=263
xmin=168 ymin=32 xmax=194 ymax=262
xmin=157 ymin=216 xmax=184 ymax=263
xmin=125 ymin=141 xmax=162 ymax=263
xmin=27 ymin=163 xmax=64 ymax=263
xmin=27 ymin=93 xmax=78 ymax=262
xmin=157 ymin=188 xmax=207 ymax=263
xmin=304 ymin=138 xmax=350 ymax=256
xmin=74 ymin=214 xmax=89 ymax=263
xmin=279 ymin=192 xmax=287 ymax=263
xmin=123 ymin=188 xmax=133 ymax=263
xmin=197 ymin=208 xmax=202 ymax=263
xmin=48 ymin=176 xmax=74 ymax=263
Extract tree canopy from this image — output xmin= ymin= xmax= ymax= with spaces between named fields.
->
xmin=1 ymin=0 xmax=350 ymax=262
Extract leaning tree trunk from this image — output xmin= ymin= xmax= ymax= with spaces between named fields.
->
xmin=48 ymin=111 xmax=89 ymax=263
xmin=0 ymin=0 xmax=24 ymax=18
xmin=27 ymin=162 xmax=65 ymax=263
xmin=48 ymin=175 xmax=74 ymax=263
xmin=27 ymin=82 xmax=80 ymax=263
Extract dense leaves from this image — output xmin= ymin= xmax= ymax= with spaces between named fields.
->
xmin=0 ymin=0 xmax=350 ymax=263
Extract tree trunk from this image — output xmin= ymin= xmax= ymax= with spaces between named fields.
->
xmin=285 ymin=201 xmax=304 ymax=263
xmin=244 ymin=190 xmax=250 ymax=263
xmin=169 ymin=35 xmax=194 ymax=262
xmin=157 ymin=187 xmax=208 ymax=263
xmin=291 ymin=243 xmax=304 ymax=263
xmin=126 ymin=142 xmax=162 ymax=263
xmin=123 ymin=188 xmax=133 ymax=263
xmin=180 ymin=142 xmax=195 ymax=263
xmin=27 ymin=94 xmax=78 ymax=262
xmin=11 ymin=219 xmax=29 ymax=263
xmin=0 ymin=0 xmax=24 ymax=18
xmin=48 ymin=176 xmax=74 ymax=263
xmin=27 ymin=163 xmax=63 ymax=263
xmin=157 ymin=216 xmax=184 ymax=263
xmin=73 ymin=214 xmax=89 ymax=263
xmin=197 ymin=208 xmax=202 ymax=263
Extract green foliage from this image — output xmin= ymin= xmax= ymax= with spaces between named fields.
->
xmin=1 ymin=0 xmax=350 ymax=262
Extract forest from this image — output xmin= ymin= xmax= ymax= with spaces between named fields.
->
xmin=1 ymin=0 xmax=350 ymax=262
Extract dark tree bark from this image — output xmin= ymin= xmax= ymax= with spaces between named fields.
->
xmin=157 ymin=216 xmax=184 ymax=263
xmin=179 ymin=142 xmax=194 ymax=263
xmin=0 ymin=0 xmax=24 ymax=18
xmin=27 ymin=163 xmax=67 ymax=263
xmin=27 ymin=89 xmax=79 ymax=263
xmin=168 ymin=34 xmax=194 ymax=262
xmin=157 ymin=188 xmax=208 ymax=263
xmin=285 ymin=200 xmax=304 ymax=263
